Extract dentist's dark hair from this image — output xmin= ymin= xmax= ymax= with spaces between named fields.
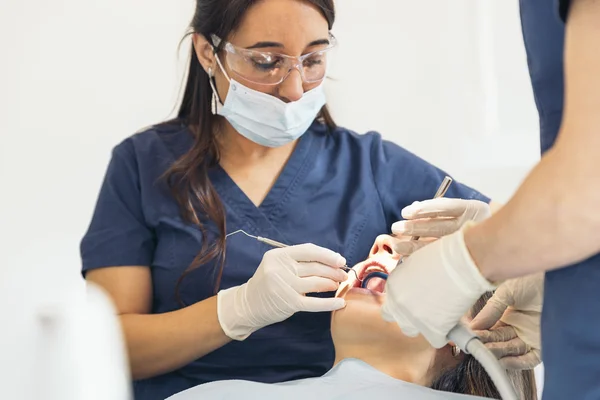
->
xmin=163 ymin=0 xmax=337 ymax=304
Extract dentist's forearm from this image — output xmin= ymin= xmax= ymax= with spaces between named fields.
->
xmin=121 ymin=296 xmax=231 ymax=380
xmin=464 ymin=0 xmax=600 ymax=283
xmin=465 ymin=144 xmax=600 ymax=282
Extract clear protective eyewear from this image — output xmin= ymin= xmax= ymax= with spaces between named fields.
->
xmin=211 ymin=33 xmax=337 ymax=86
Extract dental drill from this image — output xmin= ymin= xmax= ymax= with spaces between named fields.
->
xmin=225 ymin=230 xmax=362 ymax=281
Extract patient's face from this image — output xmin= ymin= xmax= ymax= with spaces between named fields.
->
xmin=331 ymin=234 xmax=429 ymax=348
xmin=336 ymin=234 xmax=401 ymax=297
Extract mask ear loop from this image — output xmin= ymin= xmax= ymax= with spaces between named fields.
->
xmin=207 ymin=50 xmax=231 ymax=115
xmin=213 ymin=51 xmax=231 ymax=82
xmin=207 ymin=67 xmax=216 ymax=115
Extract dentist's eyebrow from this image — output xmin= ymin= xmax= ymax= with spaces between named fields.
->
xmin=306 ymin=38 xmax=330 ymax=47
xmin=246 ymin=38 xmax=330 ymax=50
xmin=246 ymin=41 xmax=283 ymax=49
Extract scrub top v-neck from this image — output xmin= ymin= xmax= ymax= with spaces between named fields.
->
xmin=208 ymin=124 xmax=317 ymax=250
xmin=80 ymin=120 xmax=488 ymax=400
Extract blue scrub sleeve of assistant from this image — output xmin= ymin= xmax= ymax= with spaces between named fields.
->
xmin=80 ymin=140 xmax=155 ymax=274
xmin=520 ymin=0 xmax=565 ymax=154
xmin=368 ymin=136 xmax=490 ymax=227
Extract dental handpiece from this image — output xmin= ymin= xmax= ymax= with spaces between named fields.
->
xmin=410 ymin=176 xmax=453 ymax=241
xmin=225 ymin=230 xmax=360 ymax=281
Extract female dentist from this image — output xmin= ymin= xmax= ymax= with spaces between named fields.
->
xmin=382 ymin=1 xmax=600 ymax=399
xmin=80 ymin=1 xmax=518 ymax=400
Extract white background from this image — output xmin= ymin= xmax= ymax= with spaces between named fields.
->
xmin=0 ymin=0 xmax=542 ymax=397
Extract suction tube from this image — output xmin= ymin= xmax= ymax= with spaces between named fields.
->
xmin=447 ymin=324 xmax=518 ymax=400
xmin=373 ymin=271 xmax=517 ymax=398
xmin=366 ymin=270 xmax=516 ymax=398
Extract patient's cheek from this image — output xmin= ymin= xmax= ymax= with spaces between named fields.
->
xmin=331 ymin=290 xmax=397 ymax=342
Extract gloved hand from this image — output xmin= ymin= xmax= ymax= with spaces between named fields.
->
xmin=391 ymin=198 xmax=491 ymax=238
xmin=381 ymin=222 xmax=497 ymax=348
xmin=217 ymin=243 xmax=348 ymax=341
xmin=389 ymin=236 xmax=435 ymax=256
xmin=469 ymin=273 xmax=544 ymax=370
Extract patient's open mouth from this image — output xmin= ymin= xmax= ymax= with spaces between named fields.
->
xmin=357 ymin=261 xmax=388 ymax=293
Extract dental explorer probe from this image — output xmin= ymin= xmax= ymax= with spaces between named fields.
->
xmin=225 ymin=230 xmax=361 ymax=281
xmin=410 ymin=175 xmax=453 ymax=241
xmin=400 ymin=176 xmax=518 ymax=400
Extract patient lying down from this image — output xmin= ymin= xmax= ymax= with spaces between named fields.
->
xmin=168 ymin=235 xmax=537 ymax=400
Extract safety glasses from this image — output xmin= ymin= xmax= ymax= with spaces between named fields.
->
xmin=211 ymin=33 xmax=337 ymax=86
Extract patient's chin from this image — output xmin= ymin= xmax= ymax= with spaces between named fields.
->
xmin=331 ymin=291 xmax=430 ymax=351
xmin=331 ymin=289 xmax=409 ymax=345
xmin=345 ymin=287 xmax=386 ymax=303
xmin=333 ymin=288 xmax=384 ymax=320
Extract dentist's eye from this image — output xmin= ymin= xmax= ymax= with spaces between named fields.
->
xmin=248 ymin=54 xmax=284 ymax=72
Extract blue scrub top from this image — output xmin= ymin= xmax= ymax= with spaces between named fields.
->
xmin=521 ymin=1 xmax=600 ymax=398
xmin=81 ymin=121 xmax=488 ymax=400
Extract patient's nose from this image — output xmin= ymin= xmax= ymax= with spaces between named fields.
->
xmin=369 ymin=235 xmax=399 ymax=258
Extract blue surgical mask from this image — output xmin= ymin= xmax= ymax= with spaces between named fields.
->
xmin=209 ymin=56 xmax=327 ymax=148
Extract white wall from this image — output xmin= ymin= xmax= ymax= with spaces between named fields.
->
xmin=0 ymin=0 xmax=194 ymax=285
xmin=1 ymin=0 xmax=542 ymax=396
xmin=0 ymin=0 xmax=541 ymax=284
xmin=327 ymin=0 xmax=540 ymax=203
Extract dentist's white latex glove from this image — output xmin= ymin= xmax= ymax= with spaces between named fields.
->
xmin=217 ymin=244 xmax=348 ymax=341
xmin=469 ymin=274 xmax=544 ymax=370
xmin=392 ymin=198 xmax=491 ymax=238
xmin=381 ymin=222 xmax=497 ymax=348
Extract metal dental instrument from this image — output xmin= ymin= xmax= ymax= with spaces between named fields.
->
xmin=410 ymin=176 xmax=453 ymax=241
xmin=225 ymin=229 xmax=361 ymax=281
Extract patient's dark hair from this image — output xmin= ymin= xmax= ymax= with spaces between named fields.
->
xmin=430 ymin=292 xmax=537 ymax=399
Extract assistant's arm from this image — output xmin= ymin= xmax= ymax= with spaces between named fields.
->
xmin=86 ymin=267 xmax=231 ymax=380
xmin=465 ymin=0 xmax=600 ymax=282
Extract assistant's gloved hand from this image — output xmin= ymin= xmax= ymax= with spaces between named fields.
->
xmin=391 ymin=198 xmax=491 ymax=238
xmin=469 ymin=273 xmax=544 ymax=370
xmin=217 ymin=244 xmax=348 ymax=341
xmin=381 ymin=222 xmax=497 ymax=348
